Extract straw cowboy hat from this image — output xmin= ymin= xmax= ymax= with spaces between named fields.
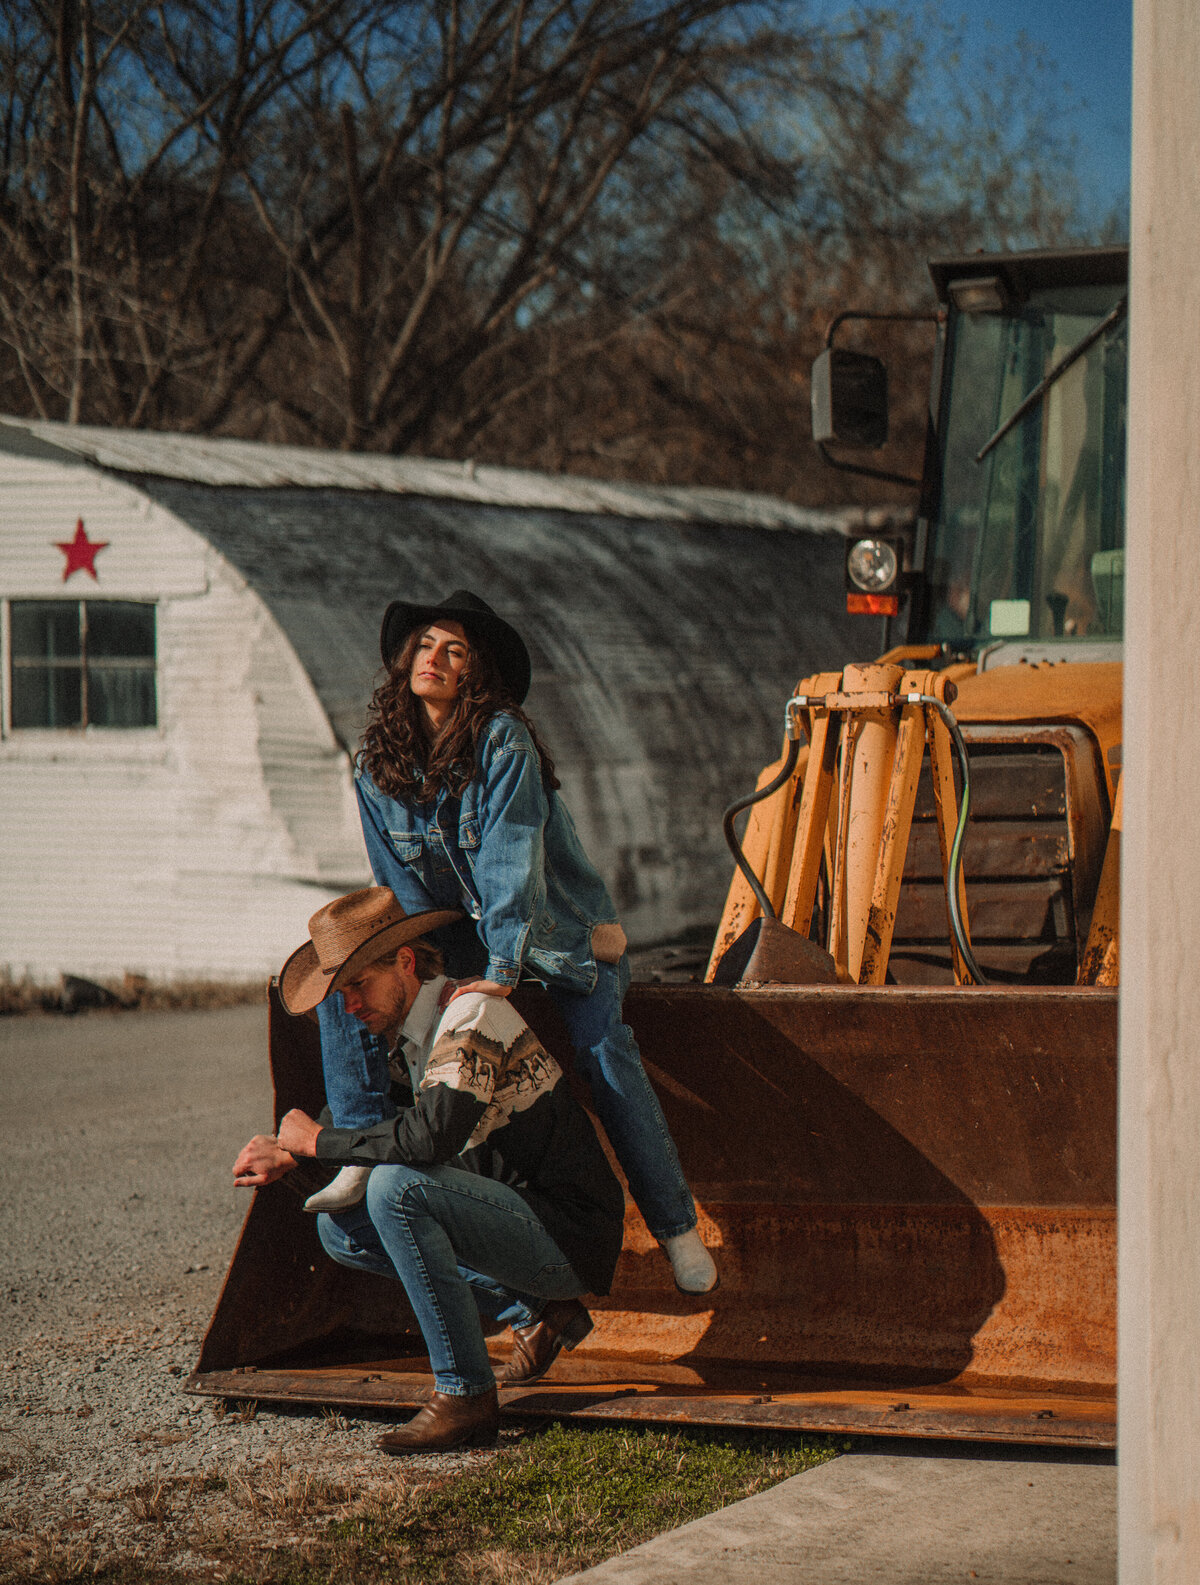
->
xmin=379 ymin=588 xmax=533 ymax=705
xmin=279 ymin=887 xmax=463 ymax=1015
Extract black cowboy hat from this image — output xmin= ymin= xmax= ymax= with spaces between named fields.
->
xmin=379 ymin=588 xmax=532 ymax=704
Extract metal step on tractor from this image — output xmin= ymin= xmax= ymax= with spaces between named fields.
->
xmin=190 ymin=245 xmax=1125 ymax=1449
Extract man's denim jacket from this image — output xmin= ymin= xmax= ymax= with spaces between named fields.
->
xmin=355 ymin=712 xmax=619 ymax=992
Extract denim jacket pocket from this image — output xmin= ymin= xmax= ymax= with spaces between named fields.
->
xmin=387 ymin=831 xmax=424 ymax=864
xmin=457 ymin=815 xmax=481 ymax=853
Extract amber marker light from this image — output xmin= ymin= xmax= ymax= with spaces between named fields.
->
xmin=846 ymin=591 xmax=900 ymax=616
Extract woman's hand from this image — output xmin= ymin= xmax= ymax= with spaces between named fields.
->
xmin=441 ymin=976 xmax=514 ymax=1007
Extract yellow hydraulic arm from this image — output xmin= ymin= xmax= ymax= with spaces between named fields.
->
xmin=708 ymin=665 xmax=978 ymax=986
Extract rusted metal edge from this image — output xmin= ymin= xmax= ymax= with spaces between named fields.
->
xmin=185 ymin=1369 xmax=1115 ymax=1450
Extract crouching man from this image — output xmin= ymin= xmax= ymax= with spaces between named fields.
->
xmin=232 ymin=887 xmax=626 ymax=1454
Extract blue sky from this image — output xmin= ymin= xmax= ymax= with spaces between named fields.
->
xmin=942 ymin=0 xmax=1132 ymax=218
xmin=802 ymin=0 xmax=1133 ymax=228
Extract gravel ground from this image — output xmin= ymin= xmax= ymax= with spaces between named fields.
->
xmin=0 ymin=1004 xmax=507 ymax=1577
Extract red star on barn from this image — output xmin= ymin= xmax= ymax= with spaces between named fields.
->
xmin=55 ymin=519 xmax=109 ymax=582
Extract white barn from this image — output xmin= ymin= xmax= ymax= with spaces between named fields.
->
xmin=0 ymin=419 xmax=893 ymax=987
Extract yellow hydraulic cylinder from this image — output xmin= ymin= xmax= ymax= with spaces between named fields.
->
xmin=857 ymin=670 xmax=941 ymax=985
xmin=780 ymin=673 xmax=843 ymax=942
xmin=705 ymin=749 xmax=789 ymax=980
xmin=835 ymin=663 xmax=904 ymax=984
xmin=705 ymin=718 xmax=811 ymax=982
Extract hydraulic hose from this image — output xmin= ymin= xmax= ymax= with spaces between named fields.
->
xmin=904 ymin=691 xmax=988 ymax=986
xmin=721 ymin=699 xmax=804 ymax=921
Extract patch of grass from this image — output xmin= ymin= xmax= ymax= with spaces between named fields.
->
xmin=317 ymin=1420 xmax=840 ymax=1584
xmin=123 ymin=1481 xmax=173 ymax=1525
xmin=0 ymin=972 xmax=264 ymax=1017
xmin=131 ymin=979 xmax=265 ymax=1012
xmin=392 ymin=1420 xmax=834 ymax=1556
xmin=0 ymin=1422 xmax=842 ymax=1585
xmin=0 ymin=1559 xmax=178 ymax=1585
xmin=224 ymin=1447 xmax=361 ymax=1523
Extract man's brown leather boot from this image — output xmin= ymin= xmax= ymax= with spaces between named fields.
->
xmin=376 ymin=1388 xmax=499 ymax=1453
xmin=497 ymin=1299 xmax=593 ymax=1386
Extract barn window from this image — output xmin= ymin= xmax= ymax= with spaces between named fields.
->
xmin=8 ymin=601 xmax=156 ymax=729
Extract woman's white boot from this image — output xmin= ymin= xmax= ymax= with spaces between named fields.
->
xmin=662 ymin=1229 xmax=718 ymax=1294
xmin=304 ymin=1164 xmax=372 ymax=1214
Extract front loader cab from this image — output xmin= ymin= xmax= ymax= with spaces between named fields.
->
xmin=816 ymin=246 xmax=1129 ymax=661
xmin=918 ymin=247 xmax=1128 ymax=659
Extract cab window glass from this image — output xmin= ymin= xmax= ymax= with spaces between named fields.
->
xmin=926 ymin=284 xmax=1127 ymax=645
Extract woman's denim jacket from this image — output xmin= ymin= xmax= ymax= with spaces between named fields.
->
xmin=355 ymin=712 xmax=618 ymax=992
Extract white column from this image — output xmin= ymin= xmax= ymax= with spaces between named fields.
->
xmin=1119 ymin=0 xmax=1200 ymax=1578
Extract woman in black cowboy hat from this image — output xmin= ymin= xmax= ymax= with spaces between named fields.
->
xmin=309 ymin=589 xmax=717 ymax=1295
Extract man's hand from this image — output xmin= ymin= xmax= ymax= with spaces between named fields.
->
xmin=233 ymin=1134 xmax=295 ymax=1188
xmin=442 ymin=977 xmax=514 ymax=1006
xmin=277 ymin=1108 xmax=323 ymax=1158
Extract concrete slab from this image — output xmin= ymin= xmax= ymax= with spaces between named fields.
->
xmin=559 ymin=1443 xmax=1116 ymax=1585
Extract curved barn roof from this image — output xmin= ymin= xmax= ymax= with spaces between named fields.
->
xmin=0 ymin=419 xmax=905 ymax=535
xmin=0 ymin=419 xmax=901 ymax=943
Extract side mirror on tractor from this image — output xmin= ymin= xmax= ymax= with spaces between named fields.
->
xmin=811 ymin=348 xmax=889 ymax=449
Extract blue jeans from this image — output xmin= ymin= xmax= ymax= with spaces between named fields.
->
xmin=547 ymin=959 xmax=695 ymax=1240
xmin=317 ymin=1163 xmax=584 ymax=1396
xmin=317 ymin=958 xmax=697 ymax=1242
xmin=316 ymin=997 xmax=384 ymax=1129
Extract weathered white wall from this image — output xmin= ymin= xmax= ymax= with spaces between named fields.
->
xmin=0 ymin=458 xmax=367 ymax=984
xmin=1119 ymin=0 xmax=1200 ymax=1575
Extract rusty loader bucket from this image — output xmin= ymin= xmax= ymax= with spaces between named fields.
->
xmin=190 ymin=978 xmax=1116 ymax=1448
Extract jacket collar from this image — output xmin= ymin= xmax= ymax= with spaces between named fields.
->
xmin=398 ymin=974 xmax=447 ymax=1056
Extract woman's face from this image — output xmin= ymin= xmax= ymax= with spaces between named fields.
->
xmin=409 ymin=620 xmax=471 ymax=718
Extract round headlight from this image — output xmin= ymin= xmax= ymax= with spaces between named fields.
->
xmin=846 ymin=538 xmax=899 ymax=593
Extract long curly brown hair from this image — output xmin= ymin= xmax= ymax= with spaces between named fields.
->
xmin=359 ymin=622 xmax=559 ymax=802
